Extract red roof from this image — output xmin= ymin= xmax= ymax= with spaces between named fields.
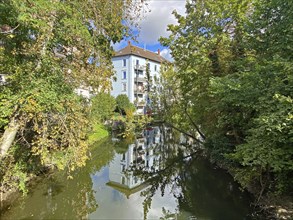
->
xmin=114 ymin=43 xmax=168 ymax=63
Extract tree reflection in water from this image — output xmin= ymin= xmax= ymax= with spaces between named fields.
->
xmin=1 ymin=126 xmax=252 ymax=219
xmin=128 ymin=124 xmax=252 ymax=220
xmin=0 ymin=138 xmax=116 ymax=219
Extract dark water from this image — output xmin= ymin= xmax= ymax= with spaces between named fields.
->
xmin=0 ymin=125 xmax=253 ymax=219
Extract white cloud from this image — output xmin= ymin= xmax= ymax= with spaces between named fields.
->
xmin=112 ymin=41 xmax=128 ymax=51
xmin=111 ymin=1 xmax=186 ymax=51
xmin=160 ymin=48 xmax=173 ymax=61
xmin=139 ymin=0 xmax=186 ymax=44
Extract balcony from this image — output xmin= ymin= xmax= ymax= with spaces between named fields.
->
xmin=134 ymin=76 xmax=147 ymax=82
xmin=134 ymin=64 xmax=145 ymax=71
xmin=137 ymin=101 xmax=146 ymax=106
xmin=134 ymin=99 xmax=146 ymax=107
xmin=134 ymin=85 xmax=145 ymax=93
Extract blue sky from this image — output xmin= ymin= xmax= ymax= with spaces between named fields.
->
xmin=113 ymin=0 xmax=187 ymax=61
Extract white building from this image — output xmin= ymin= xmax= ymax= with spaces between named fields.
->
xmin=107 ymin=126 xmax=163 ymax=197
xmin=111 ymin=42 xmax=167 ymax=114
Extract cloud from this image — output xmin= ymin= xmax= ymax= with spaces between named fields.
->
xmin=111 ymin=1 xmax=186 ymax=51
xmin=138 ymin=0 xmax=186 ymax=44
xmin=112 ymin=41 xmax=128 ymax=51
xmin=160 ymin=48 xmax=173 ymax=61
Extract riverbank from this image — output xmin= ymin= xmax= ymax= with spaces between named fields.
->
xmin=257 ymin=195 xmax=293 ymax=220
xmin=0 ymin=164 xmax=57 ymax=213
xmin=87 ymin=124 xmax=109 ymax=145
xmin=0 ymin=124 xmax=110 ymax=212
xmin=208 ymin=155 xmax=293 ymax=220
xmin=0 ymin=188 xmax=19 ymax=211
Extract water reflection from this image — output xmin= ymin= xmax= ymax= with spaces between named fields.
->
xmin=1 ymin=125 xmax=253 ymax=220
xmin=0 ymin=138 xmax=115 ymax=219
xmin=108 ymin=124 xmax=253 ymax=219
xmin=107 ymin=127 xmax=163 ymax=197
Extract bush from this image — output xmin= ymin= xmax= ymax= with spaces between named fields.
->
xmin=90 ymin=93 xmax=116 ymax=123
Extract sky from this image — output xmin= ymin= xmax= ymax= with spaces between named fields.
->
xmin=113 ymin=0 xmax=187 ymax=61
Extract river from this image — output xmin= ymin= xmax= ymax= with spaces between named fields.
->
xmin=0 ymin=125 xmax=253 ymax=219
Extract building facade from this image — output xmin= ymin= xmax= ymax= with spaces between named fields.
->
xmin=107 ymin=126 xmax=163 ymax=197
xmin=111 ymin=42 xmax=166 ymax=114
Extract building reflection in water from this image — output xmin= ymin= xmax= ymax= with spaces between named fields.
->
xmin=107 ymin=126 xmax=166 ymax=198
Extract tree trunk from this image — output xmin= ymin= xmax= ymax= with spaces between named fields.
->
xmin=184 ymin=107 xmax=206 ymax=140
xmin=0 ymin=119 xmax=19 ymax=159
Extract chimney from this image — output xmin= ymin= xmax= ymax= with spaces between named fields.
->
xmin=128 ymin=40 xmax=131 ymax=45
xmin=158 ymin=49 xmax=160 ymax=55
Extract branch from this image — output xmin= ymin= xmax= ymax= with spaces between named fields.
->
xmin=184 ymin=107 xmax=206 ymax=140
xmin=0 ymin=119 xmax=20 ymax=159
xmin=164 ymin=122 xmax=204 ymax=145
xmin=0 ymin=24 xmax=19 ymax=34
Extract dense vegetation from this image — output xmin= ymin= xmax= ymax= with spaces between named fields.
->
xmin=1 ymin=1 xmax=291 ymax=216
xmin=159 ymin=0 xmax=292 ymax=204
xmin=0 ymin=0 xmax=146 ymax=194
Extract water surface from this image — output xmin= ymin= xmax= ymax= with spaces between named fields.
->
xmin=1 ymin=125 xmax=253 ymax=219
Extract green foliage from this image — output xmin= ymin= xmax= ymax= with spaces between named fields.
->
xmin=4 ymin=162 xmax=29 ymax=195
xmin=0 ymin=92 xmax=14 ymax=128
xmin=112 ymin=94 xmax=151 ymax=138
xmin=0 ymin=0 xmax=145 ymax=193
xmin=88 ymin=124 xmax=109 ymax=146
xmin=115 ymin=94 xmax=135 ymax=115
xmin=90 ymin=93 xmax=116 ymax=123
xmin=0 ymin=145 xmax=31 ymax=195
xmin=160 ymin=0 xmax=293 ymax=197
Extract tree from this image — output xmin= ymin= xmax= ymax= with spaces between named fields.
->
xmin=227 ymin=0 xmax=293 ymax=196
xmin=0 ymin=0 xmax=146 ymax=192
xmin=90 ymin=93 xmax=116 ymax=123
xmin=160 ymin=0 xmax=250 ymax=144
xmin=115 ymin=94 xmax=135 ymax=115
xmin=160 ymin=0 xmax=293 ymax=200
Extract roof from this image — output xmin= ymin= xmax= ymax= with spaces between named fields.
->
xmin=106 ymin=181 xmax=148 ymax=199
xmin=114 ymin=43 xmax=168 ymax=63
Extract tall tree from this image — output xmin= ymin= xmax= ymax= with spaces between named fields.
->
xmin=0 ymin=0 xmax=145 ymax=190
xmin=160 ymin=0 xmax=293 ymax=199
xmin=160 ymin=0 xmax=251 ymax=144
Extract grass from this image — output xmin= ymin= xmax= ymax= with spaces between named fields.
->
xmin=88 ymin=123 xmax=109 ymax=145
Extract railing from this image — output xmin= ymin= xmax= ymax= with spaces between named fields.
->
xmin=134 ymin=86 xmax=145 ymax=93
xmin=137 ymin=101 xmax=146 ymax=106
xmin=134 ymin=64 xmax=145 ymax=70
xmin=135 ymin=76 xmax=147 ymax=82
xmin=134 ymin=100 xmax=146 ymax=106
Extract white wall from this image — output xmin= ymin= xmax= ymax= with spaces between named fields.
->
xmin=111 ymin=55 xmax=162 ymax=114
xmin=111 ymin=56 xmax=130 ymax=99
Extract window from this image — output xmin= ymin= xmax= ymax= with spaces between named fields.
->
xmin=154 ymin=65 xmax=157 ymax=71
xmin=147 ymin=63 xmax=150 ymax=69
xmin=122 ymin=83 xmax=126 ymax=91
xmin=122 ymin=71 xmax=126 ymax=79
xmin=123 ymin=59 xmax=126 ymax=67
xmin=136 ymin=59 xmax=139 ymax=66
